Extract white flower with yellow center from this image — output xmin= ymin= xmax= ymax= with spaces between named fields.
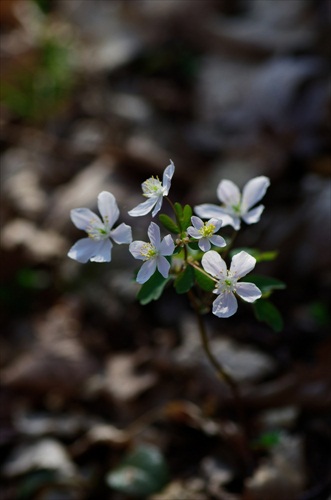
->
xmin=195 ymin=176 xmax=270 ymax=230
xmin=128 ymin=160 xmax=175 ymax=217
xmin=201 ymin=250 xmax=262 ymax=318
xmin=129 ymin=222 xmax=175 ymax=284
xmin=68 ymin=191 xmax=132 ymax=263
xmin=187 ymin=216 xmax=226 ymax=252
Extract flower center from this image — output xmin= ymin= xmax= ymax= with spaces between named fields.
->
xmin=87 ymin=220 xmax=110 ymax=241
xmin=142 ymin=177 xmax=163 ymax=198
xmin=231 ymin=202 xmax=241 ymax=215
xmin=218 ymin=272 xmax=237 ymax=293
xmin=140 ymin=243 xmax=158 ymax=260
xmin=199 ymin=223 xmax=215 ymax=238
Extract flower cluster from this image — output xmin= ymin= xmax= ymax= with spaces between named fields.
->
xmin=68 ymin=162 xmax=270 ymax=318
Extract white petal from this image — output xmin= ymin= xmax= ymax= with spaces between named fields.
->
xmin=198 ymin=238 xmax=211 ymax=252
xmin=209 ymin=218 xmax=223 ymax=231
xmin=110 ymin=223 xmax=132 ymax=244
xmin=70 ymin=208 xmax=102 ymax=231
xmin=160 ymin=234 xmax=175 ymax=256
xmin=68 ymin=237 xmax=112 ymax=263
xmin=187 ymin=227 xmax=202 ymax=239
xmin=148 ymin=222 xmax=161 ymax=248
xmin=194 ymin=205 xmax=239 ymax=228
xmin=210 ymin=235 xmax=226 ymax=248
xmin=191 ymin=216 xmax=204 ymax=230
xmin=136 ymin=259 xmax=157 ymax=284
xmin=242 ymin=205 xmax=265 ymax=225
xmin=230 ymin=251 xmax=256 ymax=279
xmin=236 ymin=282 xmax=262 ymax=302
xmin=201 ymin=250 xmax=227 ymax=279
xmin=217 ymin=180 xmax=240 ymax=206
xmin=128 ymin=197 xmax=157 ymax=217
xmin=98 ymin=191 xmax=119 ymax=228
xmin=151 ymin=195 xmax=163 ymax=217
xmin=241 ymin=176 xmax=270 ymax=212
xmin=90 ymin=239 xmax=113 ymax=262
xmin=129 ymin=241 xmax=147 ymax=260
xmin=162 ymin=160 xmax=175 ymax=195
xmin=156 ymin=255 xmax=170 ymax=278
xmin=212 ymin=292 xmax=238 ymax=318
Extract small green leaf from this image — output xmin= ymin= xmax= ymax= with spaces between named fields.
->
xmin=188 ymin=241 xmax=199 ymax=251
xmin=174 ymin=265 xmax=195 ymax=294
xmin=159 ymin=214 xmax=180 ymax=234
xmin=106 ymin=444 xmax=169 ymax=497
xmin=194 ymin=267 xmax=215 ymax=292
xmin=181 ymin=204 xmax=193 ymax=231
xmin=137 ymin=271 xmax=171 ymax=305
xmin=252 ymin=430 xmax=281 ymax=450
xmin=253 ymin=299 xmax=284 ymax=332
xmin=230 ymin=248 xmax=279 ymax=262
xmin=174 ymin=202 xmax=183 ymax=221
xmin=243 ymin=274 xmax=286 ymax=298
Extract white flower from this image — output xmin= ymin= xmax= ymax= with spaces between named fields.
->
xmin=201 ymin=250 xmax=262 ymax=318
xmin=68 ymin=191 xmax=132 ymax=263
xmin=128 ymin=160 xmax=175 ymax=217
xmin=187 ymin=216 xmax=226 ymax=252
xmin=129 ymin=222 xmax=175 ymax=284
xmin=195 ymin=176 xmax=270 ymax=230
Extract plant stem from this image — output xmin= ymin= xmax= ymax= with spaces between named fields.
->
xmin=187 ymin=290 xmax=246 ymax=430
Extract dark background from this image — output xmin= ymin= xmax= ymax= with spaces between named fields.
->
xmin=0 ymin=1 xmax=330 ymax=499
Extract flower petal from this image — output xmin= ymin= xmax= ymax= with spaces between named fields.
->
xmin=128 ymin=197 xmax=157 ymax=217
xmin=98 ymin=191 xmax=119 ymax=228
xmin=136 ymin=259 xmax=157 ymax=284
xmin=209 ymin=218 xmax=223 ymax=231
xmin=212 ymin=292 xmax=238 ymax=318
xmin=241 ymin=176 xmax=270 ymax=212
xmin=68 ymin=237 xmax=112 ymax=263
xmin=194 ymin=205 xmax=239 ymax=228
xmin=148 ymin=222 xmax=161 ymax=248
xmin=162 ymin=160 xmax=175 ymax=195
xmin=129 ymin=241 xmax=147 ymax=260
xmin=70 ymin=208 xmax=102 ymax=231
xmin=110 ymin=223 xmax=132 ymax=244
xmin=236 ymin=282 xmax=262 ymax=302
xmin=156 ymin=255 xmax=170 ymax=278
xmin=90 ymin=239 xmax=113 ymax=262
xmin=217 ymin=180 xmax=241 ymax=206
xmin=151 ymin=195 xmax=163 ymax=217
xmin=160 ymin=234 xmax=175 ymax=256
xmin=198 ymin=238 xmax=211 ymax=252
xmin=210 ymin=235 xmax=226 ymax=248
xmin=191 ymin=216 xmax=204 ymax=230
xmin=187 ymin=227 xmax=202 ymax=238
xmin=242 ymin=205 xmax=265 ymax=225
xmin=201 ymin=250 xmax=227 ymax=279
xmin=230 ymin=251 xmax=256 ymax=279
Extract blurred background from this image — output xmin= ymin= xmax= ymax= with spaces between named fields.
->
xmin=0 ymin=1 xmax=330 ymax=499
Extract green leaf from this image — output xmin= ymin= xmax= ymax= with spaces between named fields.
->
xmin=230 ymin=248 xmax=279 ymax=262
xmin=181 ymin=204 xmax=193 ymax=231
xmin=106 ymin=444 xmax=169 ymax=497
xmin=174 ymin=265 xmax=195 ymax=294
xmin=174 ymin=202 xmax=183 ymax=221
xmin=243 ymin=274 xmax=286 ymax=298
xmin=194 ymin=267 xmax=215 ymax=292
xmin=159 ymin=214 xmax=180 ymax=233
xmin=253 ymin=299 xmax=284 ymax=332
xmin=137 ymin=271 xmax=171 ymax=305
xmin=252 ymin=430 xmax=281 ymax=450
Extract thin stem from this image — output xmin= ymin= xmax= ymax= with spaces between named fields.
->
xmin=187 ymin=290 xmax=246 ymax=429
